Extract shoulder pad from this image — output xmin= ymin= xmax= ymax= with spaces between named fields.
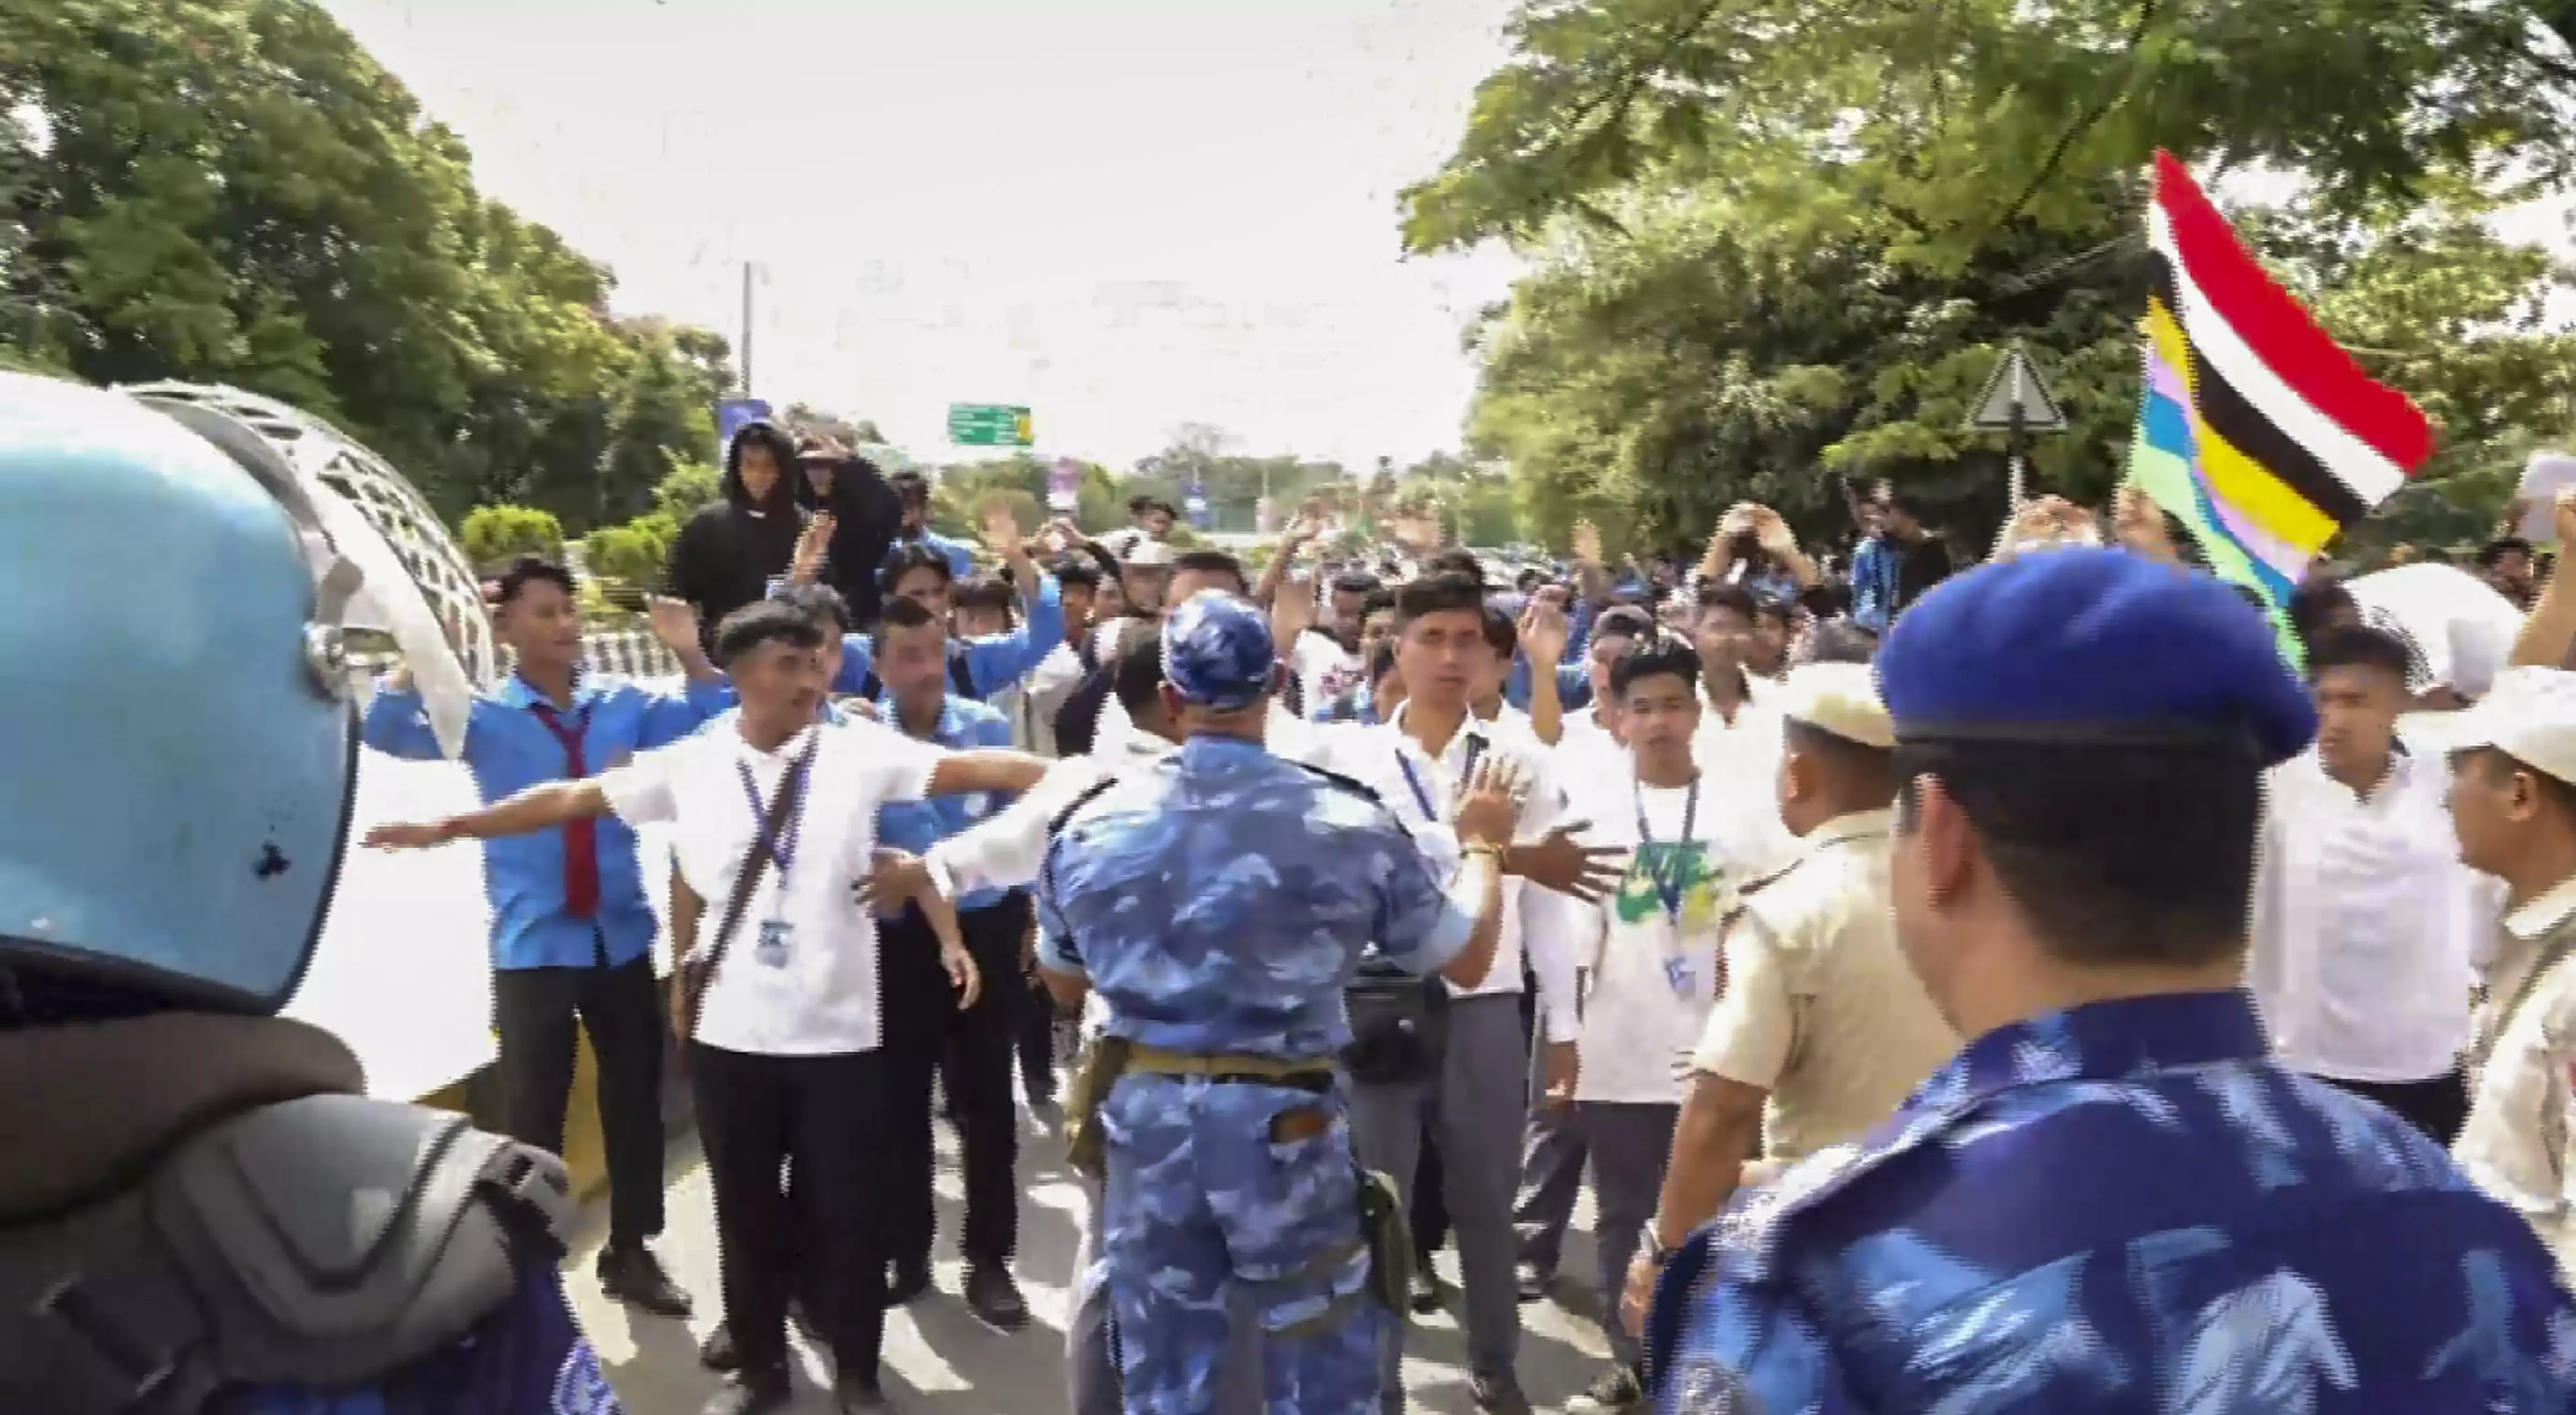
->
xmin=1047 ymin=775 xmax=1123 ymax=838
xmin=1290 ymin=760 xmax=1385 ymax=808
xmin=0 ymin=1095 xmax=573 ymax=1413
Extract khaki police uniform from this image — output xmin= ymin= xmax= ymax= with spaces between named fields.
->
xmin=1688 ymin=810 xmax=1959 ymax=1160
xmin=2455 ymin=871 xmax=2576 ymax=1276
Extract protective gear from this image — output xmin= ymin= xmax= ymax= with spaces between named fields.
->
xmin=0 ymin=1093 xmax=577 ymax=1414
xmin=0 ymin=374 xmax=482 ymax=1011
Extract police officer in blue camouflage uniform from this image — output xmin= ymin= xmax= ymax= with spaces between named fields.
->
xmin=1035 ymin=590 xmax=1524 ymax=1415
xmin=0 ymin=372 xmax=618 ymax=1415
xmin=1642 ymin=547 xmax=2576 ymax=1413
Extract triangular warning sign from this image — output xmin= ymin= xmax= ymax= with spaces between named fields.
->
xmin=1969 ymin=345 xmax=2067 ymax=432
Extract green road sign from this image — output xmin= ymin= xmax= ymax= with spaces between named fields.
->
xmin=947 ymin=404 xmax=1033 ymax=447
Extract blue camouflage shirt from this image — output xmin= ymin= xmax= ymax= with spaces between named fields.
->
xmin=1034 ymin=734 xmax=1470 ymax=1061
xmin=1648 ymin=988 xmax=2576 ymax=1414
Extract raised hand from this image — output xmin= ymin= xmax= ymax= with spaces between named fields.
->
xmin=1453 ymin=757 xmax=1522 ymax=849
xmin=983 ymin=503 xmax=1027 ymax=562
xmin=1507 ymin=823 xmax=1626 ymax=902
xmin=645 ymin=595 xmax=700 ymax=651
xmin=1571 ymin=518 xmax=1604 ymax=567
xmin=1518 ymin=593 xmax=1570 ymax=668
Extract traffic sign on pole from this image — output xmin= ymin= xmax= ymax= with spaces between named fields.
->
xmin=1966 ymin=343 xmax=2066 ymax=509
xmin=1968 ymin=344 xmax=2066 ymax=433
xmin=948 ymin=404 xmax=1034 ymax=448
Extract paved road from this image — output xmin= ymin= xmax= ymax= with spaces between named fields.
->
xmin=566 ymin=1103 xmax=1618 ymax=1415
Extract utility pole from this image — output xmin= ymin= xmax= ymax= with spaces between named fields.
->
xmin=738 ymin=261 xmax=756 ymax=398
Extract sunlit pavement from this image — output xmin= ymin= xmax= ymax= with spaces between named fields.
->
xmin=566 ymin=1104 xmax=1615 ymax=1415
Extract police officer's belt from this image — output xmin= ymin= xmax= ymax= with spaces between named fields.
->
xmin=1126 ymin=1043 xmax=1338 ymax=1092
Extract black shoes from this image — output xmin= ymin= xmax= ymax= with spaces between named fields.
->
xmin=700 ymin=1366 xmax=791 ymax=1415
xmin=598 ymin=1242 xmax=693 ymax=1318
xmin=1514 ymin=1259 xmax=1551 ymax=1303
xmin=1564 ymin=1363 xmax=1646 ymax=1412
xmin=1470 ymin=1372 xmax=1534 ymax=1415
xmin=885 ymin=1260 xmax=933 ymax=1307
xmin=835 ymin=1374 xmax=895 ymax=1413
xmin=965 ymin=1263 xmax=1030 ymax=1330
xmin=698 ymin=1320 xmax=738 ymax=1372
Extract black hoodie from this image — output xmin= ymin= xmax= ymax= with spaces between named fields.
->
xmin=800 ymin=454 xmax=905 ymax=628
xmin=664 ymin=419 xmax=809 ymax=651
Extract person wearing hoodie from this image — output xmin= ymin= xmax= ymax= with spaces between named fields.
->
xmin=795 ymin=440 xmax=907 ymax=628
xmin=665 ymin=419 xmax=810 ymax=652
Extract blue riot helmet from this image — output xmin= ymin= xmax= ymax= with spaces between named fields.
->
xmin=0 ymin=372 xmax=371 ymax=1015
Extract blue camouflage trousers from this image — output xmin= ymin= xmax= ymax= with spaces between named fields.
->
xmin=1099 ymin=1071 xmax=1387 ymax=1415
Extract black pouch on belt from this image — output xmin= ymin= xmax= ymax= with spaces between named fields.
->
xmin=1342 ymin=961 xmax=1447 ymax=1084
xmin=1354 ymin=1164 xmax=1413 ymax=1313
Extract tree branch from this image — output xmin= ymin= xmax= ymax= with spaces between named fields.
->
xmin=1987 ymin=0 xmax=2161 ymax=234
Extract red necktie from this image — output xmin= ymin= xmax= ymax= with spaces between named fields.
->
xmin=529 ymin=702 xmax=601 ymax=919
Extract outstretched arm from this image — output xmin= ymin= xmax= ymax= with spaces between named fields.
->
xmin=925 ymin=749 xmax=1050 ymax=799
xmin=364 ymin=779 xmax=609 ymax=849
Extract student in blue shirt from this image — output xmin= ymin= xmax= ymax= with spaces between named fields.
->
xmin=884 ymin=468 xmax=979 ymax=580
xmin=836 ymin=514 xmax=1065 ymax=702
xmin=866 ymin=595 xmax=1037 ymax=1330
xmin=362 ymin=556 xmax=728 ymax=1318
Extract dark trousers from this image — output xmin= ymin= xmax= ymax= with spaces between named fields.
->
xmin=491 ymin=950 xmax=665 ymax=1248
xmin=2319 ymin=1067 xmax=2471 ymax=1147
xmin=691 ymin=1043 xmax=890 ymax=1380
xmin=1413 ymin=1122 xmax=1451 ymax=1263
xmin=1018 ymin=971 xmax=1059 ymax=1106
xmin=883 ymin=895 xmax=1028 ymax=1272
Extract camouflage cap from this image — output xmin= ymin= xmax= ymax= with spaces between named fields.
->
xmin=1162 ymin=589 xmax=1276 ymax=710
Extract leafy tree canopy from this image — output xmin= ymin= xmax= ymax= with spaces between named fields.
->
xmin=0 ymin=0 xmax=734 ymax=533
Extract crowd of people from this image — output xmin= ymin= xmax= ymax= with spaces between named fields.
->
xmin=383 ymin=418 xmax=2576 ymax=1415
xmin=16 ymin=373 xmax=2576 ymax=1415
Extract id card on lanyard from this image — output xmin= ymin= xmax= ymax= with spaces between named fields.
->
xmin=737 ymin=739 xmax=817 ymax=967
xmin=1638 ymin=775 xmax=1703 ymax=998
xmin=1395 ymin=735 xmax=1487 ymax=824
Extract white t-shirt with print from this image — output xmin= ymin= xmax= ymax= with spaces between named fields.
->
xmin=1291 ymin=628 xmax=1365 ymax=718
xmin=1566 ymin=767 xmax=1740 ymax=1105
xmin=601 ymin=714 xmax=946 ymax=1057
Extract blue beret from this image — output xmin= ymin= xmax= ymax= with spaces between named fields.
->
xmin=1162 ymin=590 xmax=1276 ymax=710
xmin=1876 ymin=547 xmax=2316 ymax=767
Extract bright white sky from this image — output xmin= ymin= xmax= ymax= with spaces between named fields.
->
xmin=321 ymin=0 xmax=1526 ymax=472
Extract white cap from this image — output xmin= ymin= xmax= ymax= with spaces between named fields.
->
xmin=1122 ymin=539 xmax=1175 ymax=569
xmin=1777 ymin=661 xmax=1895 ymax=750
xmin=2423 ymin=665 xmax=2576 ymax=785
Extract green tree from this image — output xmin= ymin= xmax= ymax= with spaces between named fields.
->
xmin=0 ymin=0 xmax=733 ymax=533
xmin=1400 ymin=0 xmax=2576 ymax=270
xmin=458 ymin=504 xmax=566 ymax=569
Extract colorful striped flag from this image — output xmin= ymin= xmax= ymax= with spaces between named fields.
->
xmin=2125 ymin=151 xmax=2432 ymax=634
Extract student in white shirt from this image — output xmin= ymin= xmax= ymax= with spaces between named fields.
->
xmin=367 ymin=601 xmax=1049 ymax=1415
xmin=2249 ymin=625 xmax=2478 ymax=1142
xmin=1555 ymin=636 xmax=1734 ymax=1412
xmin=1304 ymin=570 xmax=1583 ymax=1415
xmin=1691 ymin=581 xmax=1795 ymax=873
xmin=1554 ymin=605 xmax=1655 ymax=777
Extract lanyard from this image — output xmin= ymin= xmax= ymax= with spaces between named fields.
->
xmin=735 ymin=734 xmax=821 ymax=884
xmin=1635 ymin=774 xmax=1701 ymax=923
xmin=1395 ymin=734 xmax=1485 ymax=822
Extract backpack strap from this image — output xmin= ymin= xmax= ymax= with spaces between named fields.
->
xmin=948 ymin=643 xmax=977 ymax=700
xmin=0 ymin=1094 xmax=573 ymax=1415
